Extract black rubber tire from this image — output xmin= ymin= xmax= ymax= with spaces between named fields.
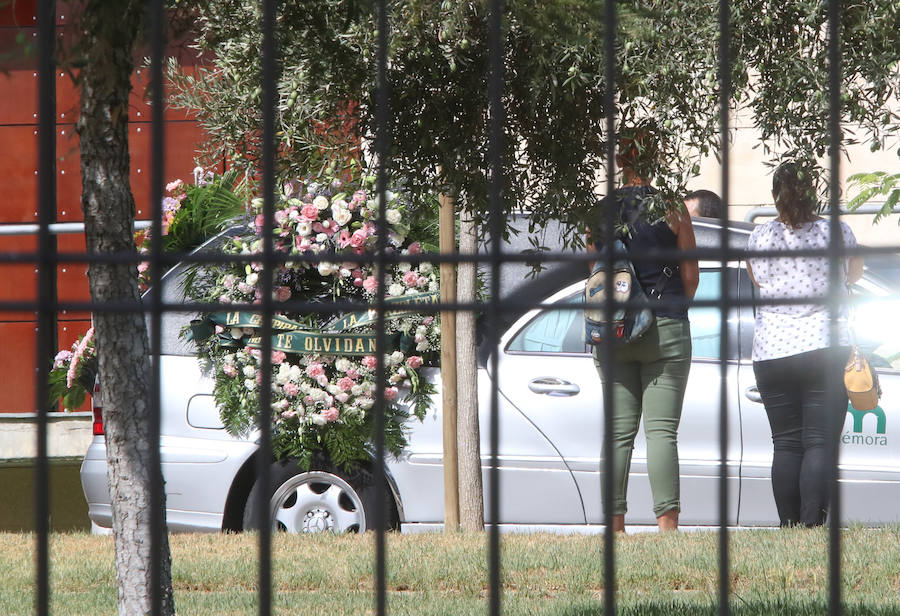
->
xmin=242 ymin=459 xmax=399 ymax=533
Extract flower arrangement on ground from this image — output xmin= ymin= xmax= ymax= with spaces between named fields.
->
xmin=48 ymin=328 xmax=98 ymax=411
xmin=186 ymin=169 xmax=440 ymax=471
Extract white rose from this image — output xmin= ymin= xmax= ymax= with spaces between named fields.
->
xmin=428 ymin=281 xmax=439 ymax=292
xmin=316 ymin=233 xmax=328 ymax=243
xmin=351 ymin=384 xmax=364 ymax=396
xmin=244 ymin=379 xmax=256 ymax=391
xmin=389 ymin=374 xmax=402 ymax=384
xmin=313 ymin=195 xmax=329 ymax=210
xmin=275 ymin=363 xmax=291 ymax=385
xmin=246 ymin=272 xmax=259 ymax=286
xmin=335 ymin=358 xmax=351 ymax=372
xmin=289 ymin=365 xmax=303 ymax=382
xmin=340 ymin=268 xmax=352 ymax=278
xmin=389 ymin=351 xmax=405 ymax=366
xmin=310 ymin=388 xmax=326 ymax=401
xmin=358 ymin=397 xmax=374 ymax=410
xmin=385 ymin=209 xmax=402 ymax=225
xmin=416 ymin=341 xmax=430 ymax=352
xmin=388 ymin=283 xmax=404 ymax=297
xmin=311 ymin=414 xmax=327 ymax=426
xmin=419 ymin=262 xmax=433 ymax=274
xmin=398 ymin=262 xmax=411 ymax=273
xmin=318 ymin=262 xmax=337 ymax=276
xmin=334 ymin=209 xmax=352 ymax=227
xmin=327 ymin=384 xmax=341 ymax=395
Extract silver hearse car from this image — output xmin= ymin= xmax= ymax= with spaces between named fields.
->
xmin=80 ymin=218 xmax=900 ymax=532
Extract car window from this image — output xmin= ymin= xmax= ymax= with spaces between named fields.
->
xmin=849 ymin=281 xmax=900 ymax=370
xmin=506 ymin=292 xmax=586 ymax=354
xmin=689 ymin=270 xmax=724 ymax=360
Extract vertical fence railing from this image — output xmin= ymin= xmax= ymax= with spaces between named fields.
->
xmin=34 ymin=1 xmax=57 ymax=615
xmin=256 ymin=1 xmax=278 ymax=614
xmin=717 ymin=2 xmax=732 ymax=615
xmin=600 ymin=2 xmax=618 ymax=616
xmin=148 ymin=0 xmax=167 ymax=614
xmin=826 ymin=1 xmax=844 ymax=614
xmin=26 ymin=1 xmax=896 ymax=615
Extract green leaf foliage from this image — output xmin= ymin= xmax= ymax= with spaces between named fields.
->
xmin=167 ymin=1 xmax=900 ymax=247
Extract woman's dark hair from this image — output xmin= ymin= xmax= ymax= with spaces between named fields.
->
xmin=772 ymin=161 xmax=817 ymax=229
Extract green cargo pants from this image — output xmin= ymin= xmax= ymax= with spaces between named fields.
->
xmin=593 ymin=316 xmax=692 ymax=517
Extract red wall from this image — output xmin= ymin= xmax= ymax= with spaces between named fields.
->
xmin=0 ymin=0 xmax=217 ymax=413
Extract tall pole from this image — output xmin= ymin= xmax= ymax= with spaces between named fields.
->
xmin=439 ymin=192 xmax=460 ymax=531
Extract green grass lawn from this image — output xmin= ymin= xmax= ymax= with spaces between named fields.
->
xmin=1 ymin=527 xmax=898 ymax=615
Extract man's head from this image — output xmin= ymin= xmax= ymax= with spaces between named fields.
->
xmin=684 ymin=189 xmax=722 ymax=218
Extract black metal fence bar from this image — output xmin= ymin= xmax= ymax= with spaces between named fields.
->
xmin=487 ymin=1 xmax=505 ymax=614
xmin=148 ymin=0 xmax=167 ymax=613
xmin=601 ymin=1 xmax=618 ymax=615
xmin=257 ymin=0 xmax=278 ymax=614
xmin=35 ymin=1 xmax=57 ymax=615
xmin=374 ymin=1 xmax=391 ymax=614
xmin=826 ymin=1 xmax=843 ymax=614
xmin=717 ymin=2 xmax=732 ymax=615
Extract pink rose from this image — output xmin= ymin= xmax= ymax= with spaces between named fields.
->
xmin=274 ymin=210 xmax=288 ymax=225
xmin=406 ymin=356 xmax=423 ymax=369
xmin=271 ymin=351 xmax=286 ymax=365
xmin=349 ymin=229 xmax=368 ymax=248
xmin=353 ymin=277 xmax=363 ymax=287
xmin=335 ymin=392 xmax=349 ymax=403
xmin=283 ymin=382 xmax=300 ymax=397
xmin=281 ymin=409 xmax=296 ymax=419
xmin=303 ymin=395 xmax=315 ymax=405
xmin=422 ymin=316 xmax=434 ymax=326
xmin=407 ymin=242 xmax=421 ymax=254
xmin=301 ymin=203 xmax=319 ymax=220
xmin=222 ymin=364 xmax=238 ymax=378
xmin=363 ymin=276 xmax=378 ymax=293
xmin=337 ymin=377 xmax=355 ymax=392
xmin=165 ymin=179 xmax=183 ymax=193
xmin=402 ymin=270 xmax=419 ymax=286
xmin=322 ymin=407 xmax=340 ymax=422
xmin=361 ymin=356 xmax=377 ymax=370
xmin=254 ymin=214 xmax=265 ymax=231
xmin=273 ymin=286 xmax=291 ymax=302
xmin=316 ymin=374 xmax=329 ymax=387
xmin=384 ymin=387 xmax=399 ymax=401
xmin=306 ymin=362 xmax=325 ymax=378
xmin=346 ymin=368 xmax=360 ymax=380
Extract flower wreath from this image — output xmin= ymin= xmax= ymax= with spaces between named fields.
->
xmin=186 ymin=171 xmax=440 ymax=471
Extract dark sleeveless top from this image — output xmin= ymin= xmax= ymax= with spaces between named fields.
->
xmin=617 ymin=186 xmax=688 ymax=320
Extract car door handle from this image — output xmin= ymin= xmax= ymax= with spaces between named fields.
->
xmin=528 ymin=377 xmax=580 ymax=397
xmin=744 ymin=386 xmax=762 ymax=403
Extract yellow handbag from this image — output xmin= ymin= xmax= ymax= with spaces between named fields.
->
xmin=845 ymin=346 xmax=881 ymax=411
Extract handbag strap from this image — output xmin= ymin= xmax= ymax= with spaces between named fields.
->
xmin=647 ymin=264 xmax=679 ymax=301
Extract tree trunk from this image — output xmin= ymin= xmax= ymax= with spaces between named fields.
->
xmin=75 ymin=3 xmax=175 ymax=614
xmin=456 ymin=212 xmax=484 ymax=531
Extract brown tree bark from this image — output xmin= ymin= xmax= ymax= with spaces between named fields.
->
xmin=456 ymin=212 xmax=484 ymax=531
xmin=74 ymin=2 xmax=175 ymax=614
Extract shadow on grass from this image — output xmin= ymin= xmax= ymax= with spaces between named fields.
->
xmin=559 ymin=599 xmax=898 ymax=616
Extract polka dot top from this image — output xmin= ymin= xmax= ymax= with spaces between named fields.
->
xmin=747 ymin=218 xmax=857 ymax=361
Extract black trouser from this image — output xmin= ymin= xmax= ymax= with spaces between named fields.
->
xmin=752 ymin=347 xmax=849 ymax=527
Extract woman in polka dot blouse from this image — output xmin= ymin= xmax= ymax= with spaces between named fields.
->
xmin=746 ymin=161 xmax=863 ymax=527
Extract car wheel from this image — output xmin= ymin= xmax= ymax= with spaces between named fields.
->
xmin=243 ymin=460 xmax=398 ymax=534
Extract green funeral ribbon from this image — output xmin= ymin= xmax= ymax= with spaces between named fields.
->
xmin=188 ymin=291 xmax=438 ymax=357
